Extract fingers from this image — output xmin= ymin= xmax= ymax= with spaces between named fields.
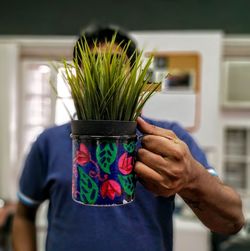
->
xmin=137 ymin=117 xmax=184 ymax=159
xmin=137 ymin=117 xmax=177 ymax=140
xmin=134 ymin=160 xmax=163 ymax=183
xmin=141 ymin=134 xmax=186 ymax=160
xmin=135 ymin=161 xmax=177 ymax=197
xmin=137 ymin=148 xmax=176 ymax=178
xmin=136 ymin=117 xmax=190 ymax=197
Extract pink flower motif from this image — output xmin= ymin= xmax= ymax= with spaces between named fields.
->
xmin=76 ymin=143 xmax=90 ymax=166
xmin=100 ymin=180 xmax=121 ymax=200
xmin=118 ymin=152 xmax=133 ymax=175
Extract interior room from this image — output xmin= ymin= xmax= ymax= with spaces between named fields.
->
xmin=1 ymin=1 xmax=250 ymax=251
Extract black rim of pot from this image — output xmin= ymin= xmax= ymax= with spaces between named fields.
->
xmin=71 ymin=120 xmax=137 ymax=136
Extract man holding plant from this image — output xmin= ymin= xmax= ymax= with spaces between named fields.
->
xmin=12 ymin=25 xmax=244 ymax=251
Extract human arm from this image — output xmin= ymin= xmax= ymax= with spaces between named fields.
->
xmin=135 ymin=117 xmax=245 ymax=234
xmin=12 ymin=202 xmax=38 ymax=251
xmin=12 ymin=131 xmax=49 ymax=251
xmin=0 ymin=199 xmax=16 ymax=228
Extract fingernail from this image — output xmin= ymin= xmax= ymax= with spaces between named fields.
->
xmin=137 ymin=117 xmax=144 ymax=122
xmin=138 ymin=135 xmax=144 ymax=141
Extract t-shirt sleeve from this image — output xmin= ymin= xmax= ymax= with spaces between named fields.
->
xmin=18 ymin=133 xmax=49 ymax=207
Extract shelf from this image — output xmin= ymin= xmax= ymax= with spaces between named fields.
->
xmin=223 ymin=127 xmax=250 ymax=191
xmin=223 ymin=155 xmax=249 ymax=163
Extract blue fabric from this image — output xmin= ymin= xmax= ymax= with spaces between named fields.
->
xmin=18 ymin=119 xmax=216 ymax=251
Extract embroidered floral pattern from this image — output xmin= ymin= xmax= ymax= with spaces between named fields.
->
xmin=76 ymin=143 xmax=90 ymax=166
xmin=72 ymin=138 xmax=137 ymax=205
xmin=100 ymin=180 xmax=121 ymax=200
xmin=123 ymin=142 xmax=136 ymax=153
xmin=118 ymin=152 xmax=133 ymax=175
xmin=118 ymin=174 xmax=135 ymax=196
xmin=78 ymin=166 xmax=99 ymax=204
xmin=96 ymin=142 xmax=117 ymax=174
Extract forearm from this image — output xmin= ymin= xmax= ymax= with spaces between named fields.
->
xmin=12 ymin=202 xmax=38 ymax=251
xmin=179 ymin=161 xmax=245 ymax=234
xmin=136 ymin=117 xmax=245 ymax=234
xmin=12 ymin=215 xmax=37 ymax=251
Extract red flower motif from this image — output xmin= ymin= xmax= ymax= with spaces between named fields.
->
xmin=118 ymin=153 xmax=133 ymax=175
xmin=100 ymin=180 xmax=121 ymax=200
xmin=76 ymin=143 xmax=90 ymax=166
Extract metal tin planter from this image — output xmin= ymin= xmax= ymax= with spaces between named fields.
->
xmin=71 ymin=120 xmax=137 ymax=206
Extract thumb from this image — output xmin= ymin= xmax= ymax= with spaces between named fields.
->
xmin=137 ymin=117 xmax=177 ymax=139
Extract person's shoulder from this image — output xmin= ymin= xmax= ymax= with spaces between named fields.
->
xmin=40 ymin=123 xmax=70 ymax=137
xmin=37 ymin=123 xmax=71 ymax=144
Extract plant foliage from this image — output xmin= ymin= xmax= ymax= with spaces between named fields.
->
xmin=55 ymin=35 xmax=160 ymax=121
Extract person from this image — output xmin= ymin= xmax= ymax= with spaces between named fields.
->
xmin=0 ymin=198 xmax=16 ymax=251
xmin=12 ymin=25 xmax=245 ymax=251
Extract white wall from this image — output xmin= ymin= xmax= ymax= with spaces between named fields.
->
xmin=132 ymin=31 xmax=222 ymax=148
xmin=0 ymin=43 xmax=18 ymax=200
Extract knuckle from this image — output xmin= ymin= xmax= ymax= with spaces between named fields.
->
xmin=173 ymin=167 xmax=183 ymax=178
xmin=171 ymin=180 xmax=181 ymax=190
xmin=155 ymin=154 xmax=164 ymax=163
xmin=162 ymin=182 xmax=172 ymax=190
xmin=174 ymin=148 xmax=183 ymax=160
xmin=166 ymin=130 xmax=176 ymax=138
xmin=175 ymin=145 xmax=187 ymax=160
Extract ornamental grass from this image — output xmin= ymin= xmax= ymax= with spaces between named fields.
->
xmin=54 ymin=35 xmax=160 ymax=121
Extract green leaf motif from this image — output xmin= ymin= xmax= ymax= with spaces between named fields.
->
xmin=118 ymin=174 xmax=135 ymax=196
xmin=123 ymin=142 xmax=136 ymax=153
xmin=78 ymin=166 xmax=98 ymax=204
xmin=96 ymin=142 xmax=117 ymax=174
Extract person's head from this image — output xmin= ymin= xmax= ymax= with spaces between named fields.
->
xmin=73 ymin=24 xmax=138 ymax=67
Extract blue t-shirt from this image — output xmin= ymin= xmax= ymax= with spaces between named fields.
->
xmin=18 ymin=119 xmax=216 ymax=251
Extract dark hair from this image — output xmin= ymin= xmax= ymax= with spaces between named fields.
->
xmin=73 ymin=24 xmax=138 ymax=66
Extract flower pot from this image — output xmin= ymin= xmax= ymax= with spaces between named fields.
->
xmin=71 ymin=120 xmax=137 ymax=206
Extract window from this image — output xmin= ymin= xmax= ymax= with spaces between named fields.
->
xmin=19 ymin=61 xmax=75 ymax=162
xmin=55 ymin=67 xmax=75 ymax=125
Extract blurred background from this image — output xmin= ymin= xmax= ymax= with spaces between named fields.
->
xmin=1 ymin=0 xmax=250 ymax=250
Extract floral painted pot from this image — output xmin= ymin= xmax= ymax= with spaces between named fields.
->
xmin=71 ymin=120 xmax=137 ymax=206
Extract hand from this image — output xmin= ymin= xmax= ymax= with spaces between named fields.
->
xmin=136 ymin=119 xmax=245 ymax=235
xmin=135 ymin=117 xmax=200 ymax=197
xmin=0 ymin=201 xmax=16 ymax=227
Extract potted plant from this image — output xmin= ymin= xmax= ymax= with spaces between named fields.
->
xmin=57 ymin=35 xmax=159 ymax=206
